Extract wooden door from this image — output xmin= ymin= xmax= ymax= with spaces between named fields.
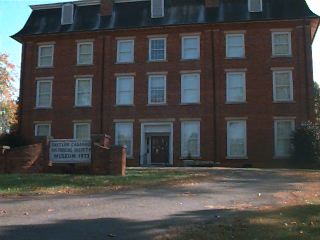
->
xmin=151 ymin=136 xmax=169 ymax=164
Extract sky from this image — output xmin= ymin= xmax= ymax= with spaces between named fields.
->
xmin=0 ymin=0 xmax=320 ymax=97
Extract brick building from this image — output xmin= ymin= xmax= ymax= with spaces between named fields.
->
xmin=12 ymin=0 xmax=319 ymax=167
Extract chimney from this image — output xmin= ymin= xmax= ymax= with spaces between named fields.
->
xmin=205 ymin=0 xmax=219 ymax=8
xmin=100 ymin=0 xmax=113 ymax=16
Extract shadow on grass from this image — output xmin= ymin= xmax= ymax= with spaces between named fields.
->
xmin=0 ymin=205 xmax=319 ymax=240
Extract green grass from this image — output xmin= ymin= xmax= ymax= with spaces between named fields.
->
xmin=158 ymin=204 xmax=320 ymax=240
xmin=0 ymin=169 xmax=207 ymax=196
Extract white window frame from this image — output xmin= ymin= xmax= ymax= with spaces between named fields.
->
xmin=226 ymin=72 xmax=246 ymax=103
xmin=115 ymin=122 xmax=133 ymax=158
xmin=248 ymin=0 xmax=263 ymax=12
xmin=34 ymin=123 xmax=51 ymax=137
xmin=116 ymin=39 xmax=135 ymax=63
xmin=181 ymin=35 xmax=200 ymax=60
xmin=274 ymin=119 xmax=295 ymax=157
xmin=73 ymin=122 xmax=91 ymax=139
xmin=151 ymin=0 xmax=164 ymax=18
xmin=36 ymin=80 xmax=52 ymax=108
xmin=148 ymin=75 xmax=167 ymax=105
xmin=75 ymin=78 xmax=92 ymax=107
xmin=226 ymin=33 xmax=245 ymax=58
xmin=272 ymin=70 xmax=294 ymax=102
xmin=77 ymin=41 xmax=93 ymax=65
xmin=272 ymin=32 xmax=292 ymax=57
xmin=181 ymin=73 xmax=200 ymax=104
xmin=116 ymin=76 xmax=134 ymax=105
xmin=149 ymin=37 xmax=167 ymax=61
xmin=227 ymin=120 xmax=247 ymax=158
xmin=181 ymin=121 xmax=201 ymax=158
xmin=61 ymin=3 xmax=74 ymax=25
xmin=38 ymin=45 xmax=54 ymax=68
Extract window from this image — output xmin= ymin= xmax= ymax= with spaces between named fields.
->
xmin=151 ymin=0 xmax=164 ymax=18
xmin=75 ymin=78 xmax=92 ymax=107
xmin=116 ymin=76 xmax=134 ymax=105
xmin=181 ymin=121 xmax=200 ymax=157
xmin=226 ymin=34 xmax=245 ymax=58
xmin=74 ymin=122 xmax=91 ymax=139
xmin=274 ymin=119 xmax=295 ymax=157
xmin=226 ymin=72 xmax=246 ymax=103
xmin=273 ymin=70 xmax=293 ymax=102
xmin=148 ymin=75 xmax=166 ymax=104
xmin=61 ymin=3 xmax=74 ymax=25
xmin=38 ymin=45 xmax=54 ymax=67
xmin=149 ymin=38 xmax=166 ymax=61
xmin=227 ymin=120 xmax=247 ymax=158
xmin=181 ymin=73 xmax=200 ymax=104
xmin=77 ymin=42 xmax=93 ymax=65
xmin=115 ymin=122 xmax=133 ymax=157
xmin=36 ymin=80 xmax=52 ymax=108
xmin=35 ymin=123 xmax=51 ymax=137
xmin=181 ymin=36 xmax=200 ymax=60
xmin=248 ymin=0 xmax=262 ymax=12
xmin=272 ymin=32 xmax=292 ymax=56
xmin=117 ymin=39 xmax=134 ymax=63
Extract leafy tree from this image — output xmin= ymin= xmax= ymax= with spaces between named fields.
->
xmin=0 ymin=53 xmax=17 ymax=135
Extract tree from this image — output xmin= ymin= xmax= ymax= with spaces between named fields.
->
xmin=0 ymin=53 xmax=17 ymax=135
xmin=314 ymin=82 xmax=320 ymax=124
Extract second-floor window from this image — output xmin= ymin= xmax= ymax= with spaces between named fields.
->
xmin=273 ymin=70 xmax=293 ymax=102
xmin=181 ymin=35 xmax=200 ymax=60
xmin=116 ymin=76 xmax=134 ymax=105
xmin=77 ymin=42 xmax=93 ymax=65
xmin=272 ymin=32 xmax=292 ymax=56
xmin=75 ymin=78 xmax=92 ymax=107
xmin=148 ymin=75 xmax=166 ymax=104
xmin=149 ymin=38 xmax=166 ymax=61
xmin=36 ymin=80 xmax=52 ymax=108
xmin=117 ymin=39 xmax=134 ymax=63
xmin=226 ymin=72 xmax=246 ymax=103
xmin=38 ymin=45 xmax=54 ymax=68
xmin=226 ymin=34 xmax=245 ymax=58
xmin=181 ymin=73 xmax=200 ymax=104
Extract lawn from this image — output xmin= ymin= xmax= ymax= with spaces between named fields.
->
xmin=157 ymin=204 xmax=320 ymax=240
xmin=0 ymin=168 xmax=208 ymax=196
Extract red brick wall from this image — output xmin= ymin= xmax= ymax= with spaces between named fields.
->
xmin=19 ymin=19 xmax=316 ymax=167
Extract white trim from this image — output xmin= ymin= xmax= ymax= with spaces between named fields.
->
xmin=75 ymin=77 xmax=92 ymax=107
xmin=272 ymin=70 xmax=294 ymax=102
xmin=77 ymin=41 xmax=93 ymax=65
xmin=151 ymin=0 xmax=164 ymax=18
xmin=181 ymin=73 xmax=200 ymax=104
xmin=248 ymin=0 xmax=263 ymax=12
xmin=115 ymin=122 xmax=134 ymax=158
xmin=38 ymin=44 xmax=54 ymax=68
xmin=73 ymin=122 xmax=91 ymax=139
xmin=140 ymin=122 xmax=174 ymax=166
xmin=226 ymin=33 xmax=245 ymax=58
xmin=116 ymin=75 xmax=134 ymax=106
xmin=227 ymin=120 xmax=247 ymax=158
xmin=113 ymin=119 xmax=135 ymax=123
xmin=226 ymin=71 xmax=246 ymax=103
xmin=148 ymin=74 xmax=167 ymax=105
xmin=148 ymin=37 xmax=167 ymax=61
xmin=181 ymin=121 xmax=201 ymax=158
xmin=34 ymin=123 xmax=51 ymax=137
xmin=181 ymin=35 xmax=200 ymax=60
xmin=272 ymin=31 xmax=292 ymax=57
xmin=116 ymin=39 xmax=135 ymax=63
xmin=36 ymin=80 xmax=53 ymax=108
xmin=274 ymin=119 xmax=295 ymax=157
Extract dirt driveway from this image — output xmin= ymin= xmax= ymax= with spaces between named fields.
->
xmin=0 ymin=168 xmax=319 ymax=240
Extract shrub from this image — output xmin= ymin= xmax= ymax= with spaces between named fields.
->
xmin=291 ymin=122 xmax=320 ymax=167
xmin=0 ymin=133 xmax=29 ymax=148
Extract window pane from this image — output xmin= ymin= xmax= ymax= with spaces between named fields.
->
xmin=75 ymin=124 xmax=90 ymax=139
xmin=78 ymin=43 xmax=93 ymax=64
xmin=76 ymin=79 xmax=91 ymax=106
xmin=37 ymin=81 xmax=51 ymax=107
xmin=274 ymin=71 xmax=292 ymax=101
xmin=149 ymin=76 xmax=165 ymax=103
xmin=181 ymin=74 xmax=200 ymax=103
xmin=36 ymin=124 xmax=50 ymax=137
xmin=115 ymin=123 xmax=133 ymax=156
xmin=152 ymin=0 xmax=164 ymax=17
xmin=276 ymin=121 xmax=294 ymax=156
xmin=39 ymin=46 xmax=53 ymax=67
xmin=227 ymin=35 xmax=244 ymax=58
xmin=273 ymin=33 xmax=290 ymax=55
xmin=183 ymin=37 xmax=199 ymax=59
xmin=181 ymin=121 xmax=200 ymax=157
xmin=227 ymin=73 xmax=245 ymax=102
xmin=228 ymin=121 xmax=246 ymax=157
xmin=117 ymin=77 xmax=133 ymax=105
xmin=249 ymin=0 xmax=262 ymax=12
xmin=118 ymin=41 xmax=133 ymax=62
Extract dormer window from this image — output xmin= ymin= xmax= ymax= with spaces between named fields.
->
xmin=61 ymin=3 xmax=74 ymax=25
xmin=151 ymin=0 xmax=164 ymax=18
xmin=248 ymin=0 xmax=262 ymax=12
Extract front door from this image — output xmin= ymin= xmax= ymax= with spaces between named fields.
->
xmin=151 ymin=136 xmax=169 ymax=165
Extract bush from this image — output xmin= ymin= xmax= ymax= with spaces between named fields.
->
xmin=0 ymin=133 xmax=29 ymax=148
xmin=291 ymin=122 xmax=320 ymax=167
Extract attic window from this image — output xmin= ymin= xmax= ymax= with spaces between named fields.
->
xmin=248 ymin=0 xmax=262 ymax=12
xmin=61 ymin=3 xmax=74 ymax=25
xmin=151 ymin=0 xmax=164 ymax=18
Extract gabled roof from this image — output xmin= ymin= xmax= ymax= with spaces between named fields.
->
xmin=12 ymin=0 xmax=318 ymax=42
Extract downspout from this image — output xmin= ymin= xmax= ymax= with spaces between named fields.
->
xmin=18 ymin=43 xmax=26 ymax=135
xmin=100 ymin=36 xmax=106 ymax=133
xmin=211 ymin=29 xmax=217 ymax=165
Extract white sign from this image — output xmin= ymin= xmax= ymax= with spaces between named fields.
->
xmin=49 ymin=139 xmax=91 ymax=163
